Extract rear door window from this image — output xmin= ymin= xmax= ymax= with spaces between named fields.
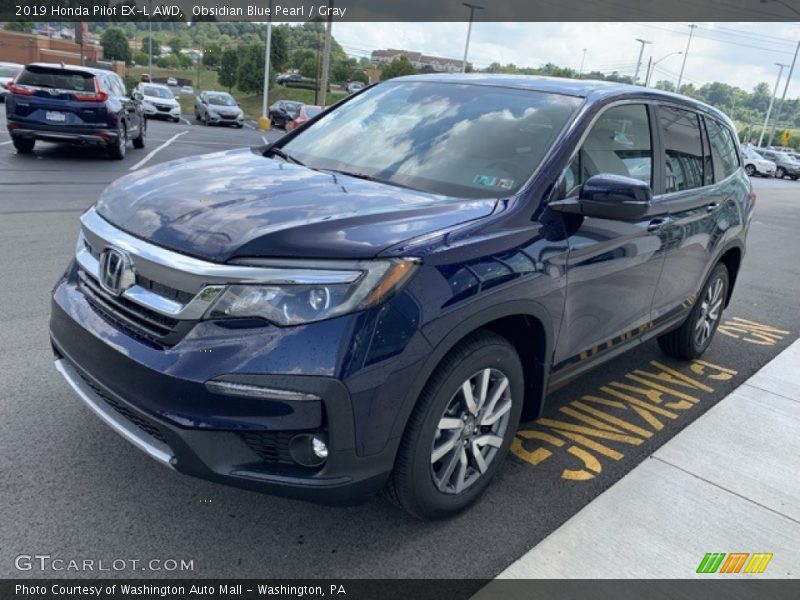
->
xmin=705 ymin=117 xmax=740 ymax=181
xmin=659 ymin=106 xmax=707 ymax=193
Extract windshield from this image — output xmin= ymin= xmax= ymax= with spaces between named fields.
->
xmin=743 ymin=147 xmax=763 ymax=160
xmin=207 ymin=93 xmax=236 ymax=106
xmin=304 ymin=106 xmax=322 ymax=118
xmin=0 ymin=65 xmax=20 ymax=78
xmin=281 ymin=81 xmax=581 ymax=198
xmin=142 ymin=85 xmax=174 ymax=99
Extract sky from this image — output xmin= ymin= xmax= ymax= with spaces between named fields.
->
xmin=327 ymin=22 xmax=800 ymax=97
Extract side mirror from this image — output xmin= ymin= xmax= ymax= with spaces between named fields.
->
xmin=551 ymin=173 xmax=652 ymax=221
xmin=132 ymin=92 xmax=142 ymax=101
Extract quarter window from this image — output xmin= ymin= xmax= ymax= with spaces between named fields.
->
xmin=705 ymin=117 xmax=740 ymax=181
xmin=659 ymin=106 xmax=706 ymax=193
xmin=562 ymin=104 xmax=652 ymax=195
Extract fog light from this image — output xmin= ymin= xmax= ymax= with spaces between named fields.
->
xmin=312 ymin=436 xmax=328 ymax=459
xmin=288 ymin=433 xmax=328 ymax=468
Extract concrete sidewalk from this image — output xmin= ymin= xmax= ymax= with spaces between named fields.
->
xmin=485 ymin=339 xmax=800 ymax=580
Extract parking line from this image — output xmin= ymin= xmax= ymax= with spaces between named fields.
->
xmin=262 ymin=136 xmax=269 ymax=145
xmin=129 ymin=131 xmax=188 ymax=171
xmin=244 ymin=122 xmax=256 ymax=130
xmin=0 ymin=141 xmax=11 ymax=146
xmin=180 ymin=117 xmax=191 ymax=125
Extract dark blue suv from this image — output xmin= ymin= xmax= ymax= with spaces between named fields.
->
xmin=6 ymin=63 xmax=146 ymax=159
xmin=49 ymin=75 xmax=753 ymax=518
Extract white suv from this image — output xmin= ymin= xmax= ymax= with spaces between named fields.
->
xmin=134 ymin=83 xmax=181 ymax=122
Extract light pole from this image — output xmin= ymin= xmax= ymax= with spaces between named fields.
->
xmin=758 ymin=62 xmax=789 ymax=147
xmin=767 ymin=38 xmax=799 ymax=146
xmin=461 ymin=3 xmax=484 ymax=74
xmin=632 ymin=38 xmax=652 ymax=85
xmin=578 ymin=48 xmax=587 ymax=79
xmin=259 ymin=0 xmax=273 ymax=130
xmin=645 ymin=51 xmax=682 ymax=87
xmin=148 ymin=0 xmax=152 ymax=79
xmin=676 ymin=24 xmax=697 ymax=92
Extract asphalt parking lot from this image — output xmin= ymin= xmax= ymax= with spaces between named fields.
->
xmin=1 ymin=102 xmax=799 ymax=579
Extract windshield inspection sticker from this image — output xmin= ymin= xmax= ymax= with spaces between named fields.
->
xmin=474 ymin=175 xmax=515 ymax=189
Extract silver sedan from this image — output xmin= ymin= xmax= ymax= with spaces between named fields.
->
xmin=194 ymin=91 xmax=244 ymax=128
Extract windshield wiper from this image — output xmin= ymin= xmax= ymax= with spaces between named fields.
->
xmin=265 ymin=147 xmax=305 ymax=167
xmin=328 ymin=169 xmax=412 ymax=190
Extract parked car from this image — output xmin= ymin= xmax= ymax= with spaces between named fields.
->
xmin=134 ymin=83 xmax=181 ymax=122
xmin=50 ymin=75 xmax=752 ymax=518
xmin=742 ymin=146 xmax=776 ymax=177
xmin=756 ymin=148 xmax=800 ymax=179
xmin=5 ymin=62 xmax=145 ymax=159
xmin=268 ymin=100 xmax=302 ymax=129
xmin=277 ymin=73 xmax=303 ymax=85
xmin=166 ymin=77 xmax=178 ymax=87
xmin=194 ymin=91 xmax=244 ymax=127
xmin=0 ymin=61 xmax=23 ymax=102
xmin=140 ymin=73 xmax=151 ymax=83
xmin=180 ymin=85 xmax=194 ymax=96
xmin=285 ymin=104 xmax=323 ymax=132
xmin=346 ymin=81 xmax=365 ymax=94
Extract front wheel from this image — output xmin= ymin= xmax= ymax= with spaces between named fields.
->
xmin=387 ymin=331 xmax=524 ymax=519
xmin=658 ymin=263 xmax=729 ymax=359
xmin=776 ymin=166 xmax=786 ymax=179
xmin=744 ymin=164 xmax=756 ymax=176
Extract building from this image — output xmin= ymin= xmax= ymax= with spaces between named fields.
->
xmin=371 ymin=49 xmax=470 ymax=73
xmin=0 ymin=29 xmax=124 ymax=75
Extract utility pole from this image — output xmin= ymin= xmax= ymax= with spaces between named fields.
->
xmin=676 ymin=24 xmax=697 ymax=92
xmin=578 ymin=48 xmax=587 ymax=78
xmin=646 ymin=51 xmax=682 ymax=87
xmin=644 ymin=56 xmax=652 ymax=86
xmin=148 ymin=0 xmax=153 ymax=79
xmin=259 ymin=0 xmax=273 ymax=130
xmin=632 ymin=39 xmax=652 ymax=85
xmin=758 ymin=62 xmax=788 ymax=147
xmin=461 ymin=3 xmax=484 ymax=73
xmin=767 ymin=39 xmax=799 ymax=147
xmin=318 ymin=0 xmax=334 ymax=107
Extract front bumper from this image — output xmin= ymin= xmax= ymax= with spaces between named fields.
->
xmin=206 ymin=112 xmax=244 ymax=125
xmin=48 ymin=269 xmax=417 ymax=504
xmin=142 ymin=104 xmax=181 ymax=119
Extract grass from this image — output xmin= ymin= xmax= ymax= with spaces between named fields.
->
xmin=128 ymin=66 xmax=347 ymax=119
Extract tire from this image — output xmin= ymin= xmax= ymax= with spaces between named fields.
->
xmin=744 ymin=164 xmax=755 ymax=176
xmin=657 ymin=263 xmax=729 ymax=360
xmin=776 ymin=166 xmax=786 ymax=179
xmin=132 ymin=118 xmax=146 ymax=149
xmin=172 ymin=117 xmax=180 ymax=123
xmin=107 ymin=124 xmax=127 ymax=160
xmin=13 ymin=137 xmax=35 ymax=154
xmin=386 ymin=330 xmax=524 ymax=519
xmin=195 ymin=111 xmax=201 ymax=121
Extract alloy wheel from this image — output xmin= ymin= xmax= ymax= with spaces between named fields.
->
xmin=430 ymin=368 xmax=512 ymax=495
xmin=695 ymin=276 xmax=724 ymax=347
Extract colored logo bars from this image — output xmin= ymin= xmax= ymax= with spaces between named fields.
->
xmin=696 ymin=552 xmax=773 ymax=574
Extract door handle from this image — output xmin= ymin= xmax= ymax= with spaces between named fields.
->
xmin=706 ymin=202 xmax=720 ymax=213
xmin=647 ymin=217 xmax=672 ymax=233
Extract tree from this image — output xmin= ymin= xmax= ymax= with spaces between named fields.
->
xmin=141 ymin=36 xmax=157 ymax=56
xmin=218 ymin=48 xmax=239 ymax=92
xmin=237 ymin=44 xmax=265 ymax=94
xmin=169 ymin=36 xmax=187 ymax=56
xmin=654 ymin=80 xmax=676 ymax=93
xmin=100 ymin=27 xmax=132 ymax=64
xmin=5 ymin=21 xmax=33 ymax=33
xmin=203 ymin=43 xmax=222 ymax=69
xmin=299 ymin=57 xmax=318 ymax=80
xmin=132 ymin=52 xmax=150 ymax=67
xmin=380 ymin=56 xmax=416 ymax=80
xmin=270 ymin=25 xmax=289 ymax=73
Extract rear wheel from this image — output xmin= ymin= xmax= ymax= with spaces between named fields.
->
xmin=387 ymin=331 xmax=524 ymax=519
xmin=13 ymin=137 xmax=35 ymax=154
xmin=132 ymin=118 xmax=146 ymax=149
xmin=776 ymin=166 xmax=786 ymax=179
xmin=108 ymin=123 xmax=127 ymax=160
xmin=658 ymin=263 xmax=729 ymax=359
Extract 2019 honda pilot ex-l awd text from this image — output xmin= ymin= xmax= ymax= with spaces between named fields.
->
xmin=6 ymin=63 xmax=146 ymax=159
xmin=49 ymin=75 xmax=753 ymax=519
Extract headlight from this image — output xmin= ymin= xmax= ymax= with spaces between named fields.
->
xmin=205 ymin=258 xmax=419 ymax=326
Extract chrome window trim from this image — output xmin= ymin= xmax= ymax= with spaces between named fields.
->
xmin=54 ymin=359 xmax=175 ymax=468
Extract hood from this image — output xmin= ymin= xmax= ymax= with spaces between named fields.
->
xmin=95 ymin=148 xmax=497 ymax=262
xmin=143 ymin=94 xmax=178 ymax=105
